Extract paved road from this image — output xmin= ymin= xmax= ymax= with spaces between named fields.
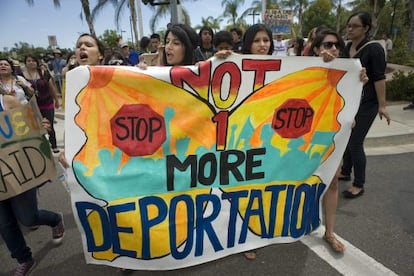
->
xmin=1 ymin=116 xmax=413 ymax=276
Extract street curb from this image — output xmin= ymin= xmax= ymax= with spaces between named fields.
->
xmin=55 ymin=112 xmax=64 ymax=120
xmin=365 ymin=133 xmax=414 ymax=148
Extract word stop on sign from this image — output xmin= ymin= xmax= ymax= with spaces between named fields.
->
xmin=110 ymin=104 xmax=166 ymax=156
xmin=272 ymin=99 xmax=314 ymax=138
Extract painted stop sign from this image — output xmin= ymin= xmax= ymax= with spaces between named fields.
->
xmin=272 ymin=99 xmax=314 ymax=138
xmin=110 ymin=104 xmax=166 ymax=156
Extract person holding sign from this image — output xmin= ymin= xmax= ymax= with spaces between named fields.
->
xmin=242 ymin=24 xmax=274 ymax=260
xmin=215 ymin=24 xmax=368 ymax=256
xmin=75 ymin=33 xmax=105 ymax=66
xmin=310 ymin=29 xmax=347 ymax=253
xmin=138 ymin=24 xmax=199 ymax=68
xmin=59 ymin=33 xmax=105 ymax=169
xmin=0 ymin=94 xmax=65 ymax=276
xmin=311 ymin=28 xmax=371 ymax=252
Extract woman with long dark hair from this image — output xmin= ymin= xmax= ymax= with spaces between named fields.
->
xmin=23 ymin=54 xmax=60 ymax=153
xmin=340 ymin=12 xmax=391 ymax=198
xmin=161 ymin=24 xmax=199 ymax=66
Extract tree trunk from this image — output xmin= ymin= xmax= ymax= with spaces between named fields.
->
xmin=129 ymin=0 xmax=140 ymax=48
xmin=409 ymin=0 xmax=414 ymax=50
xmin=371 ymin=0 xmax=382 ymax=37
xmin=336 ymin=0 xmax=341 ymax=33
xmin=298 ymin=3 xmax=303 ymax=36
xmin=81 ymin=0 xmax=96 ymax=36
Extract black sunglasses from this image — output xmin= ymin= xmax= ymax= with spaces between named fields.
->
xmin=321 ymin=41 xmax=341 ymax=49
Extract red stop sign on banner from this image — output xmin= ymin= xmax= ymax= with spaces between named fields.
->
xmin=272 ymin=99 xmax=314 ymax=138
xmin=110 ymin=104 xmax=166 ymax=156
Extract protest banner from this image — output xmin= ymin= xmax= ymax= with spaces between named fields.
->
xmin=264 ymin=9 xmax=294 ymax=34
xmin=65 ymin=55 xmax=362 ymax=270
xmin=0 ymin=97 xmax=56 ymax=201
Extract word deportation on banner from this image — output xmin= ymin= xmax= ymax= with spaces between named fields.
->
xmin=0 ymin=98 xmax=56 ymax=201
xmin=65 ymin=55 xmax=362 ymax=270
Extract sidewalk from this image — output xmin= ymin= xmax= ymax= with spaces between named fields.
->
xmin=365 ymin=102 xmax=414 ymax=155
xmin=365 ymin=63 xmax=414 ymax=155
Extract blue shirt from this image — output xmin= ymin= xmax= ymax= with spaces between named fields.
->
xmin=128 ymin=50 xmax=139 ymax=65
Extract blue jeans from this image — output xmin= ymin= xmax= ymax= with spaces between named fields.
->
xmin=0 ymin=188 xmax=60 ymax=263
xmin=341 ymin=102 xmax=378 ymax=188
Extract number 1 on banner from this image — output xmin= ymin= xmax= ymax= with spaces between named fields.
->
xmin=213 ymin=111 xmax=229 ymax=151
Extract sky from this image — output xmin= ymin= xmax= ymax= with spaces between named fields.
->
xmin=1 ymin=0 xmax=254 ymax=51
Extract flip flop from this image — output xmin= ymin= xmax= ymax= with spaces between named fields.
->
xmin=323 ymin=234 xmax=345 ymax=253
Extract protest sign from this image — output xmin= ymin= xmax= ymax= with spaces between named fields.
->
xmin=0 ymin=97 xmax=56 ymax=201
xmin=264 ymin=9 xmax=294 ymax=34
xmin=65 ymin=55 xmax=362 ymax=270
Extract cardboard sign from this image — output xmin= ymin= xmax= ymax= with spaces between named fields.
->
xmin=0 ymin=97 xmax=56 ymax=200
xmin=65 ymin=55 xmax=362 ymax=270
xmin=264 ymin=9 xmax=294 ymax=34
xmin=140 ymin=53 xmax=160 ymax=66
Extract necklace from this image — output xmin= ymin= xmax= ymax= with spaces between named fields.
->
xmin=0 ymin=77 xmax=15 ymax=96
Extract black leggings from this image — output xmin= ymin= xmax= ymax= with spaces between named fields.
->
xmin=341 ymin=103 xmax=378 ymax=188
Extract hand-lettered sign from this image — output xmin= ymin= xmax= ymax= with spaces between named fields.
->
xmin=0 ymin=97 xmax=56 ymax=200
xmin=65 ymin=55 xmax=362 ymax=270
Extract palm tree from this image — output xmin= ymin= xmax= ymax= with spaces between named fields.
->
xmin=26 ymin=0 xmax=96 ymax=36
xmin=25 ymin=0 xmax=61 ymax=7
xmin=80 ymin=0 xmax=96 ymax=36
xmin=147 ymin=2 xmax=193 ymax=32
xmin=221 ymin=0 xmax=245 ymax=26
xmin=195 ymin=16 xmax=223 ymax=32
xmin=281 ymin=0 xmax=310 ymax=36
xmin=92 ymin=0 xmax=140 ymax=47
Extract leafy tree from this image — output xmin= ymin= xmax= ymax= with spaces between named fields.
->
xmin=302 ymin=0 xmax=335 ymax=36
xmin=409 ymin=0 xmax=414 ymax=50
xmin=99 ymin=30 xmax=122 ymax=48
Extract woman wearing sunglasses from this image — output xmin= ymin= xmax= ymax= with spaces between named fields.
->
xmin=311 ymin=28 xmax=347 ymax=253
xmin=339 ymin=12 xmax=390 ymax=199
xmin=311 ymin=28 xmax=370 ymax=253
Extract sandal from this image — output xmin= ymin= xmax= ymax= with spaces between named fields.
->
xmin=243 ymin=250 xmax=257 ymax=260
xmin=323 ymin=234 xmax=345 ymax=253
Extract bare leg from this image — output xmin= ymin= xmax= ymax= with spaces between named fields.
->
xmin=322 ymin=168 xmax=345 ymax=253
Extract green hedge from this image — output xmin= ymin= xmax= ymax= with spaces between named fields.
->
xmin=386 ymin=70 xmax=414 ymax=101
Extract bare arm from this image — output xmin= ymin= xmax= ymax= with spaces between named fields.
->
xmin=374 ymin=79 xmax=390 ymax=125
xmin=48 ymin=78 xmax=60 ymax=109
